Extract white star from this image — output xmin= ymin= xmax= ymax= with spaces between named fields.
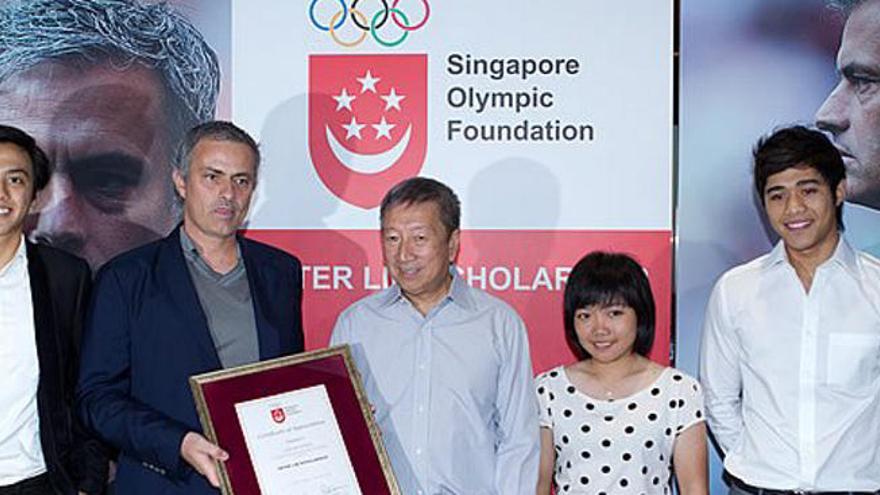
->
xmin=356 ymin=70 xmax=380 ymax=93
xmin=372 ymin=116 xmax=396 ymax=140
xmin=380 ymin=87 xmax=406 ymax=111
xmin=333 ymin=88 xmax=356 ymax=111
xmin=342 ymin=116 xmax=366 ymax=140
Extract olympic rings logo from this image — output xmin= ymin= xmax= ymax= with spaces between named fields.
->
xmin=309 ymin=0 xmax=430 ymax=47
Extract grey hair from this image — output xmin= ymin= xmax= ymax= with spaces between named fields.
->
xmin=174 ymin=120 xmax=260 ymax=179
xmin=380 ymin=177 xmax=461 ymax=237
xmin=0 ymin=0 xmax=220 ymax=128
xmin=828 ymin=0 xmax=869 ymax=14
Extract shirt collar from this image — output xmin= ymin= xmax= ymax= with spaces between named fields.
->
xmin=178 ymin=226 xmax=243 ymax=277
xmin=179 ymin=226 xmax=198 ymax=256
xmin=766 ymin=234 xmax=859 ymax=276
xmin=447 ymin=268 xmax=477 ymax=311
xmin=377 ymin=266 xmax=476 ymax=312
xmin=376 ymin=281 xmax=403 ymax=308
xmin=13 ymin=234 xmax=25 ymax=261
xmin=180 ymin=225 xmax=242 ymax=256
xmin=0 ymin=234 xmax=27 ymax=276
xmin=829 ymin=235 xmax=860 ymax=276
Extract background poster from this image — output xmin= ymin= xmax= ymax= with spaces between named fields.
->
xmin=234 ymin=0 xmax=675 ymax=373
xmin=679 ymin=1 xmax=880 ymax=491
xmin=0 ymin=0 xmax=232 ymax=270
xmin=0 ymin=0 xmax=673 ymax=372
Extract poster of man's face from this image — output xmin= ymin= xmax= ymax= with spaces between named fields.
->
xmin=816 ymin=0 xmax=880 ymax=210
xmin=0 ymin=0 xmax=230 ymax=270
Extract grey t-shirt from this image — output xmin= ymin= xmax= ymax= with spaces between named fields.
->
xmin=180 ymin=229 xmax=259 ymax=368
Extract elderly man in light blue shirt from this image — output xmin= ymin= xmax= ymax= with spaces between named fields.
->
xmin=331 ymin=177 xmax=539 ymax=495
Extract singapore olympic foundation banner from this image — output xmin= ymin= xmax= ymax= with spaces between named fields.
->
xmin=237 ymin=0 xmax=675 ymax=373
xmin=0 ymin=0 xmax=673 ymax=374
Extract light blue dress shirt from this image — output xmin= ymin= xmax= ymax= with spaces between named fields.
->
xmin=331 ymin=270 xmax=540 ymax=495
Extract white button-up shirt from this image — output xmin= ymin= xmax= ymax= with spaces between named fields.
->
xmin=0 ymin=236 xmax=46 ymax=485
xmin=331 ymin=271 xmax=539 ymax=495
xmin=700 ymin=238 xmax=880 ymax=491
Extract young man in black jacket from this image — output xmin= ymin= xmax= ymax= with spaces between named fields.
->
xmin=0 ymin=124 xmax=107 ymax=494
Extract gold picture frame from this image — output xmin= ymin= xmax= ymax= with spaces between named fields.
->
xmin=190 ymin=345 xmax=400 ymax=494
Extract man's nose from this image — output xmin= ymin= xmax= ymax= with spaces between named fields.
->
xmin=218 ymin=178 xmax=234 ymax=200
xmin=815 ymin=81 xmax=849 ymax=136
xmin=28 ymin=173 xmax=86 ymax=255
xmin=784 ymin=192 xmax=807 ymax=215
xmin=398 ymin=237 xmax=416 ymax=261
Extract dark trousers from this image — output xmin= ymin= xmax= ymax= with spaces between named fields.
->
xmin=0 ymin=473 xmax=54 ymax=495
xmin=728 ymin=475 xmax=880 ymax=495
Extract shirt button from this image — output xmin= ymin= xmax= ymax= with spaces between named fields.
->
xmin=415 ymin=448 xmax=422 ymax=455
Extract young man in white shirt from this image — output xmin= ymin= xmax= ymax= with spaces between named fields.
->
xmin=700 ymin=125 xmax=880 ymax=494
xmin=0 ymin=124 xmax=107 ymax=494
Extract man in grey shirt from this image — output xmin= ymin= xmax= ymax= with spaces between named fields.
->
xmin=77 ymin=121 xmax=304 ymax=494
xmin=180 ymin=228 xmax=258 ymax=368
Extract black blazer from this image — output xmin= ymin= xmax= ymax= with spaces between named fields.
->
xmin=26 ymin=242 xmax=108 ymax=494
xmin=77 ymin=227 xmax=304 ymax=494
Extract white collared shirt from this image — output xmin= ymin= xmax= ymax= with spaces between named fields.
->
xmin=0 ymin=236 xmax=47 ymax=485
xmin=700 ymin=237 xmax=880 ymax=491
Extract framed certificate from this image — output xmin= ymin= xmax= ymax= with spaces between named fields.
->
xmin=190 ymin=345 xmax=400 ymax=495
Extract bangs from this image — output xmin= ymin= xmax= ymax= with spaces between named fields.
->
xmin=570 ymin=286 xmax=630 ymax=312
xmin=567 ymin=263 xmax=644 ymax=312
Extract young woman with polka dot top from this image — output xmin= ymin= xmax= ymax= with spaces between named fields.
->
xmin=535 ymin=252 xmax=708 ymax=495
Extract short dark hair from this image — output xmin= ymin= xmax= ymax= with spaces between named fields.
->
xmin=0 ymin=124 xmax=50 ymax=197
xmin=174 ymin=120 xmax=260 ymax=179
xmin=380 ymin=177 xmax=461 ymax=236
xmin=563 ymin=251 xmax=656 ymax=359
xmin=753 ymin=125 xmax=846 ymax=229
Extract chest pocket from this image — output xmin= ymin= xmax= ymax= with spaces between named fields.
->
xmin=826 ymin=333 xmax=880 ymax=390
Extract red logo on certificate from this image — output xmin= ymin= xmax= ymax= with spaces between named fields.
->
xmin=270 ymin=408 xmax=286 ymax=424
xmin=309 ymin=54 xmax=427 ymax=209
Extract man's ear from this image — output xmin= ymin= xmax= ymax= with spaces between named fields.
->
xmin=172 ymin=169 xmax=187 ymax=200
xmin=835 ymin=179 xmax=847 ymax=206
xmin=447 ymin=228 xmax=460 ymax=263
xmin=27 ymin=185 xmax=39 ymax=213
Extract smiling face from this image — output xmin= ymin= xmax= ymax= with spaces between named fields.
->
xmin=573 ymin=302 xmax=639 ymax=364
xmin=0 ymin=143 xmax=35 ymax=243
xmin=173 ymin=139 xmax=257 ymax=245
xmin=381 ymin=200 xmax=459 ymax=314
xmin=0 ymin=60 xmax=179 ymax=270
xmin=815 ymin=0 xmax=880 ymax=209
xmin=763 ymin=165 xmax=845 ymax=262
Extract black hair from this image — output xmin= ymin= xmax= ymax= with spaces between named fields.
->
xmin=380 ymin=177 xmax=461 ymax=236
xmin=753 ymin=125 xmax=846 ymax=229
xmin=564 ymin=251 xmax=656 ymax=359
xmin=0 ymin=124 xmax=50 ymax=197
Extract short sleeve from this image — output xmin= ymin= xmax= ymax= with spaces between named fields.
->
xmin=535 ymin=371 xmax=554 ymax=428
xmin=671 ymin=371 xmax=705 ymax=437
